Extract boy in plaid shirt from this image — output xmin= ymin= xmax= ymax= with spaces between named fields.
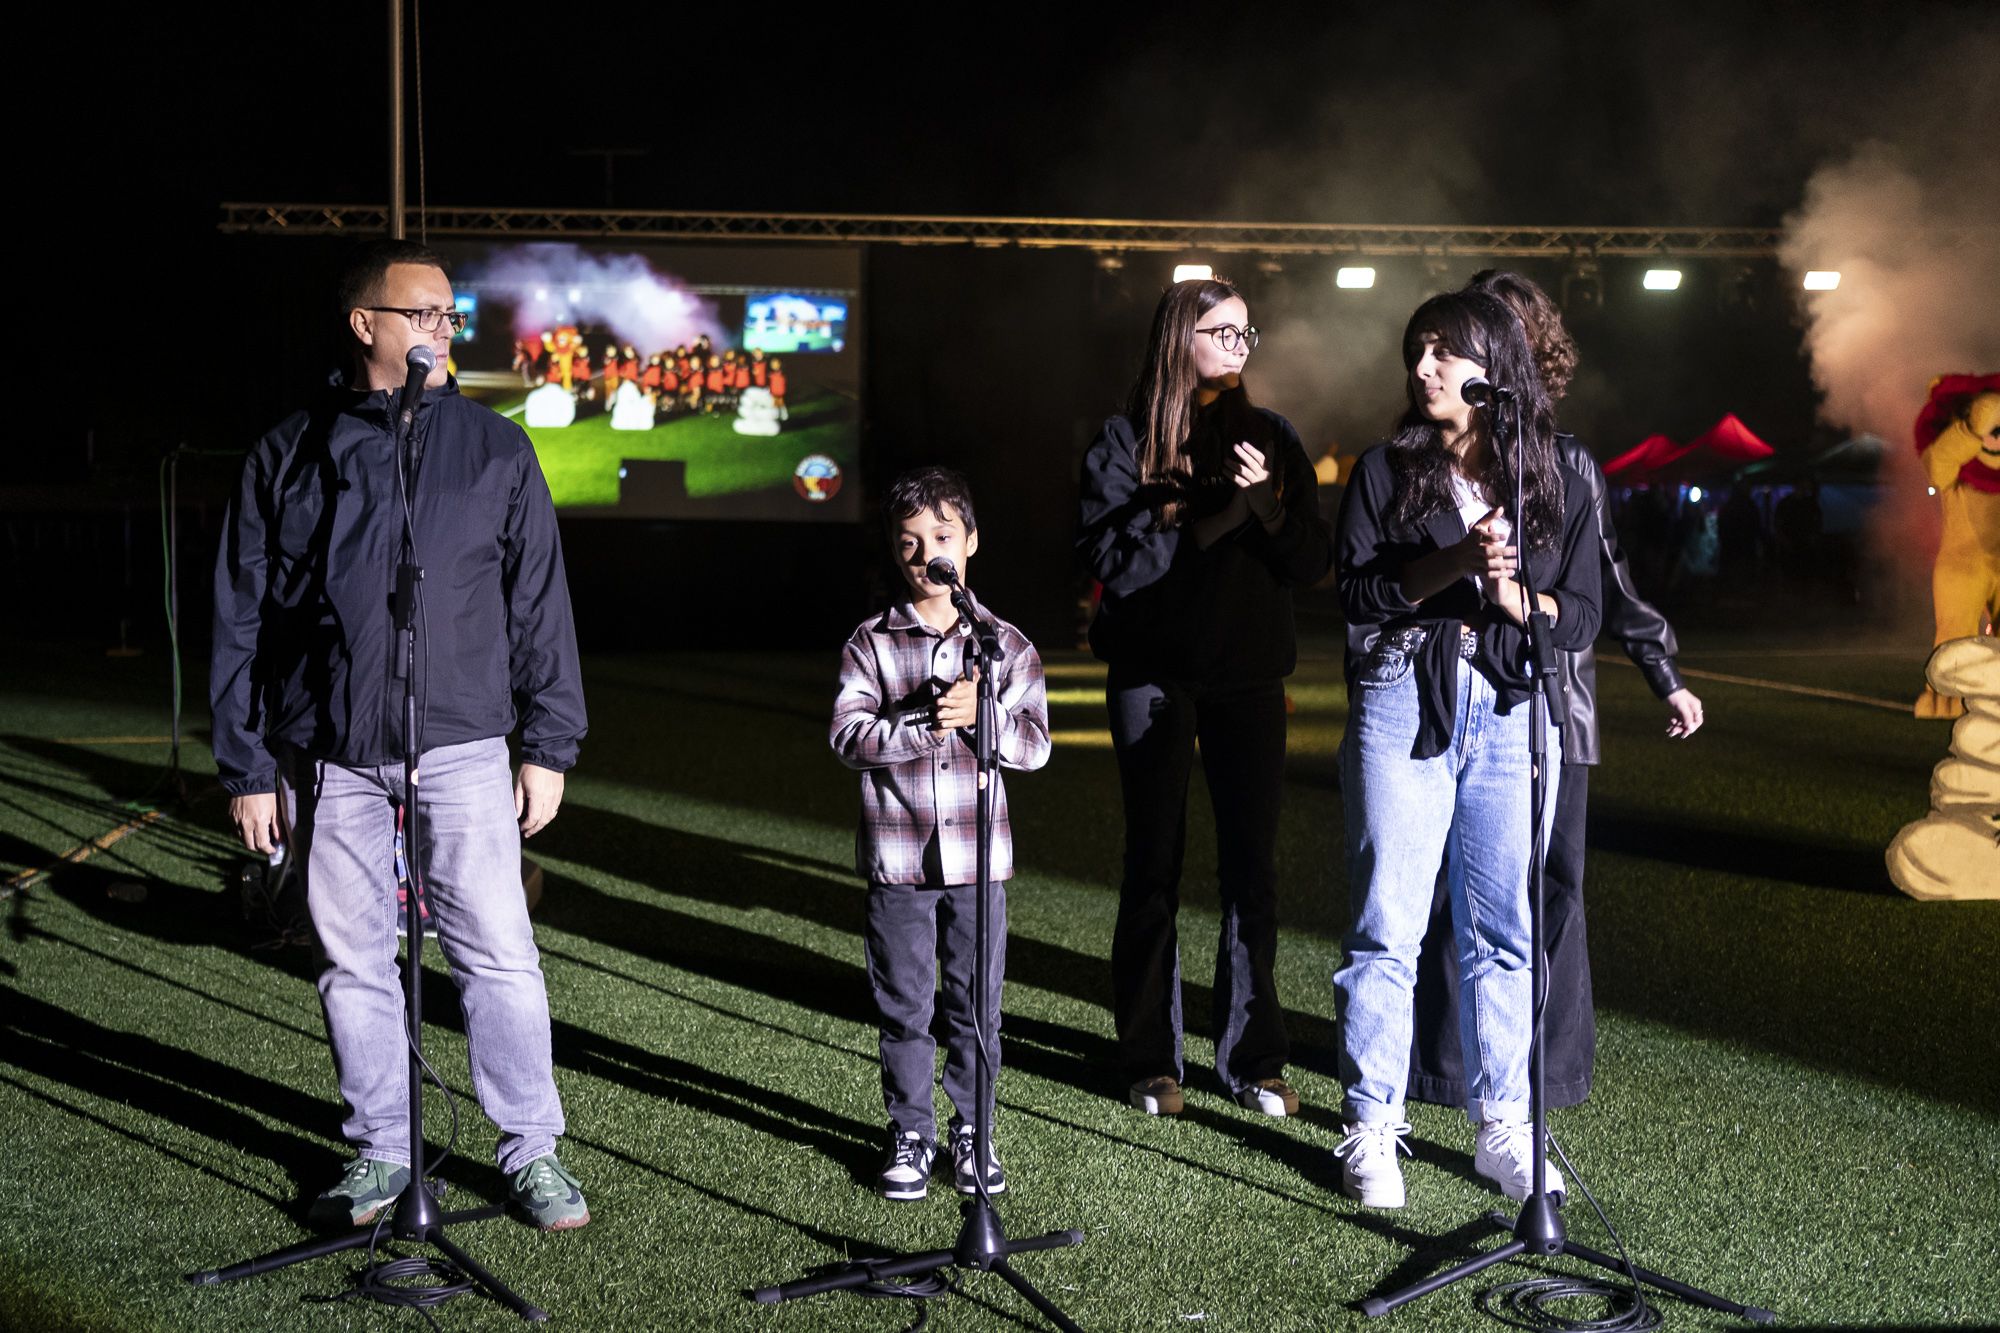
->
xmin=831 ymin=467 xmax=1050 ymax=1201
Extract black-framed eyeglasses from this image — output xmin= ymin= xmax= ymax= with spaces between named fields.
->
xmin=1194 ymin=323 xmax=1259 ymax=352
xmin=369 ymin=306 xmax=469 ymax=334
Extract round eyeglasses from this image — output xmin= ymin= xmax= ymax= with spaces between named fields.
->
xmin=1194 ymin=323 xmax=1259 ymax=352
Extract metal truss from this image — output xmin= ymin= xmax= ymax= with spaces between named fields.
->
xmin=220 ymin=202 xmax=1793 ymax=259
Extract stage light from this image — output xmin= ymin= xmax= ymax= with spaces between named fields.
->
xmin=1803 ymin=270 xmax=1841 ymax=291
xmin=1689 ymin=485 xmax=1704 ymax=503
xmin=1336 ymin=267 xmax=1376 ymax=289
xmin=1643 ymin=269 xmax=1683 ymax=291
xmin=1173 ymin=264 xmax=1213 ymax=283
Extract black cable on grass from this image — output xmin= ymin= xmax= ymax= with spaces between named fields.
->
xmin=310 ymin=1212 xmax=474 ymax=1330
xmin=849 ymin=1263 xmax=960 ymax=1333
xmin=1480 ymin=1132 xmax=1660 ymax=1333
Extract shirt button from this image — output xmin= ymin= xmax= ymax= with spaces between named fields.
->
xmin=940 ymin=762 xmax=950 ymax=770
xmin=943 ymin=818 xmax=954 ymax=827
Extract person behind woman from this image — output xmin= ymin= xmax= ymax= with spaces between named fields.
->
xmin=1332 ymin=289 xmax=1601 ymax=1207
xmin=1404 ymin=271 xmax=1703 ymax=1116
xmin=1077 ymin=277 xmax=1332 ymax=1119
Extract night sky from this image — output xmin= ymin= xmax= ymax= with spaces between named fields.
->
xmin=93 ymin=2 xmax=1992 ymax=221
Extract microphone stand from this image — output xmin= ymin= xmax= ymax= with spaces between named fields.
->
xmin=190 ymin=370 xmax=548 ymax=1322
xmin=1359 ymin=394 xmax=1772 ymax=1325
xmin=752 ymin=578 xmax=1086 ymax=1330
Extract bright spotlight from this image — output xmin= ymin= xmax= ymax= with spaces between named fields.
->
xmin=1336 ymin=267 xmax=1376 ymax=289
xmin=1643 ymin=269 xmax=1683 ymax=291
xmin=1688 ymin=485 xmax=1704 ymax=504
xmin=1173 ymin=264 xmax=1213 ymax=283
xmin=1802 ymin=271 xmax=1842 ymax=291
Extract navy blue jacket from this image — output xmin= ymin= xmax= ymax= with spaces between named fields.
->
xmin=210 ymin=377 xmax=586 ymax=794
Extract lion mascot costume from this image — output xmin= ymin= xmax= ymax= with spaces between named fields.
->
xmin=1913 ymin=373 xmax=2000 ymax=719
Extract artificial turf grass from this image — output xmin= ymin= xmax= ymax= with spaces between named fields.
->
xmin=1 ymin=636 xmax=1997 ymax=1329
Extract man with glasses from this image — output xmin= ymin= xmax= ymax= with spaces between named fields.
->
xmin=212 ymin=239 xmax=591 ymax=1232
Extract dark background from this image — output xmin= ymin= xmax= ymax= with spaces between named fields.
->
xmin=21 ymin=0 xmax=1998 ymax=651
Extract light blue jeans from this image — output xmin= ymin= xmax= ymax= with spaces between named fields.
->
xmin=281 ymin=736 xmax=565 ymax=1175
xmin=1336 ymin=651 xmax=1558 ymax=1126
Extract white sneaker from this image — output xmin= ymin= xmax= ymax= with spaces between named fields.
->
xmin=1334 ymin=1120 xmax=1412 ymax=1208
xmin=1474 ymin=1119 xmax=1566 ymax=1203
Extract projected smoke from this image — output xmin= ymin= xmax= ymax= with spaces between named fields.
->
xmin=458 ymin=243 xmax=726 ymax=352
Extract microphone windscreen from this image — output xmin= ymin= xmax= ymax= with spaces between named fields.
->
xmin=926 ymin=556 xmax=957 ymax=586
xmin=406 ymin=345 xmax=439 ymax=373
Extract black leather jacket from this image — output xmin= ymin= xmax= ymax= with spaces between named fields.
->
xmin=1558 ymin=434 xmax=1684 ymax=766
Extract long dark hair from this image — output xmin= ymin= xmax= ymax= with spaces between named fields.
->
xmin=1387 ymin=290 xmax=1565 ymax=551
xmin=1126 ymin=277 xmax=1265 ymax=529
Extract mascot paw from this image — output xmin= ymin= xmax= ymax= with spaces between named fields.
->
xmin=1915 ymin=686 xmax=1967 ymax=719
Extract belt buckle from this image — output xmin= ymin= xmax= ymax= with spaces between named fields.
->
xmin=1459 ymin=627 xmax=1478 ymax=660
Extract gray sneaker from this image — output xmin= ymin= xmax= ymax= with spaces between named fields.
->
xmin=307 ymin=1157 xmax=411 ymax=1228
xmin=511 ymin=1154 xmax=591 ymax=1230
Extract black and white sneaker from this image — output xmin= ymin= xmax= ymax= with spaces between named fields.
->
xmin=877 ymin=1130 xmax=936 ymax=1202
xmin=949 ymin=1123 xmax=1006 ymax=1196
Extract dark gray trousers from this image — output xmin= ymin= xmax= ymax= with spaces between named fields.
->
xmin=865 ymin=879 xmax=1006 ymax=1138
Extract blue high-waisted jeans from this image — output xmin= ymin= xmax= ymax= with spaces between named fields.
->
xmin=1336 ymin=647 xmax=1558 ymax=1126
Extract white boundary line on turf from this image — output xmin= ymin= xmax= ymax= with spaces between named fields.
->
xmin=1602 ymin=658 xmax=1909 ymax=712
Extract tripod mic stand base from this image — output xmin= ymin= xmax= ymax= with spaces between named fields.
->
xmin=1358 ymin=1206 xmax=1775 ymax=1324
xmin=187 ymin=1200 xmax=548 ymax=1322
xmin=750 ymin=1200 xmax=1086 ymax=1331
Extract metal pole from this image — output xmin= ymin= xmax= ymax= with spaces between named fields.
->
xmin=388 ymin=0 xmax=405 ymax=239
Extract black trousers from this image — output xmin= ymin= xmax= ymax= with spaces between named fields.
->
xmin=1107 ymin=670 xmax=1290 ymax=1094
xmin=1408 ymin=762 xmax=1595 ymax=1109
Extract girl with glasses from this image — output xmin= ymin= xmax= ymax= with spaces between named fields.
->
xmin=1076 ymin=276 xmax=1332 ymax=1121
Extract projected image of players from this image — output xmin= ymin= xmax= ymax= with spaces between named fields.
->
xmin=440 ymin=241 xmax=861 ymax=522
xmin=744 ymin=292 xmax=848 ymax=354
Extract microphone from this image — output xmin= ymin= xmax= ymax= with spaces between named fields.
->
xmin=925 ymin=556 xmax=960 ymax=587
xmin=398 ymin=345 xmax=438 ymax=431
xmin=1460 ymin=377 xmax=1514 ymax=408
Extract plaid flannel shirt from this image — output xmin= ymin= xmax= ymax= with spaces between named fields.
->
xmin=831 ymin=594 xmax=1050 ymax=886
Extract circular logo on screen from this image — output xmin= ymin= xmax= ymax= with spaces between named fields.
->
xmin=793 ymin=454 xmax=843 ymax=502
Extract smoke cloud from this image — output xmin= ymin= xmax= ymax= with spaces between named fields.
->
xmin=1778 ymin=30 xmax=2000 ymax=593
xmin=456 ymin=243 xmax=726 ymax=352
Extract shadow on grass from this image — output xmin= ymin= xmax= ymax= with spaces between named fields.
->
xmin=1589 ymin=808 xmax=1898 ymax=896
xmin=536 ymin=803 xmax=1343 ymax=1078
xmin=0 ymin=988 xmax=343 ymax=1212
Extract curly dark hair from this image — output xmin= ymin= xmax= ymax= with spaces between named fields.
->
xmin=1466 ymin=269 xmax=1578 ymax=402
xmin=1385 ymin=290 xmax=1566 ymax=552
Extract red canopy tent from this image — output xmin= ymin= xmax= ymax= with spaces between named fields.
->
xmin=1603 ymin=433 xmax=1689 ymax=480
xmin=1602 ymin=415 xmax=1774 ymax=484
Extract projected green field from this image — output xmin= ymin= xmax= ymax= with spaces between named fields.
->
xmin=484 ymin=390 xmax=856 ymax=510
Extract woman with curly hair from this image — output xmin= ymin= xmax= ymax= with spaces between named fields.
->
xmin=1404 ymin=271 xmax=1704 ymax=1118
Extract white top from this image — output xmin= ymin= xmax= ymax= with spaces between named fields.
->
xmin=1449 ymin=473 xmax=1508 ymax=601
